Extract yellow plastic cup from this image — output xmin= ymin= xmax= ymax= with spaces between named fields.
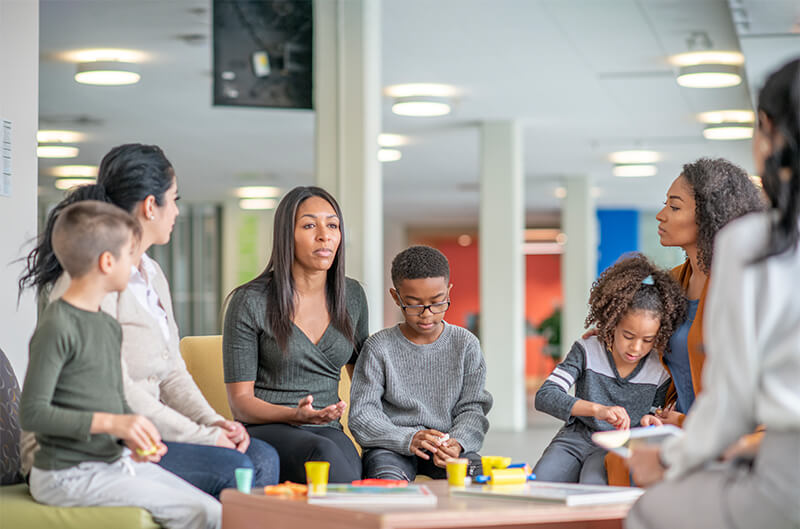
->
xmin=304 ymin=461 xmax=330 ymax=495
xmin=446 ymin=458 xmax=469 ymax=487
xmin=481 ymin=455 xmax=512 ymax=474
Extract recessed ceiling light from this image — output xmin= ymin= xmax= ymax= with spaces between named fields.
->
xmin=378 ymin=133 xmax=409 ymax=147
xmin=668 ymin=50 xmax=744 ymax=67
xmin=61 ymin=48 xmax=149 ymax=63
xmin=239 ymin=198 xmax=277 ymax=210
xmin=457 ymin=234 xmax=472 ymax=247
xmin=750 ymin=175 xmax=762 ymax=187
xmin=54 ymin=178 xmax=95 ymax=190
xmin=37 ymin=145 xmax=79 ymax=158
xmin=392 ymin=97 xmax=451 ymax=117
xmin=697 ymin=110 xmax=754 ymax=124
xmin=677 ymin=64 xmax=742 ymax=88
xmin=554 ymin=187 xmax=567 ymax=199
xmin=234 ymin=186 xmax=281 ymax=198
xmin=377 ymin=148 xmax=402 ymax=162
xmin=37 ymin=130 xmax=86 ymax=143
xmin=609 ymin=150 xmax=661 ymax=164
xmin=613 ymin=164 xmax=658 ymax=177
xmin=51 ymin=165 xmax=98 ymax=177
xmin=703 ymin=123 xmax=753 ymax=140
xmin=384 ymin=83 xmax=459 ymax=98
xmin=75 ymin=61 xmax=141 ymax=86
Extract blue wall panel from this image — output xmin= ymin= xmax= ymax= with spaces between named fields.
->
xmin=597 ymin=209 xmax=639 ymax=276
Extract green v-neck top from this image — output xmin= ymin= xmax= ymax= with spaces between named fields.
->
xmin=223 ymin=277 xmax=369 ymax=428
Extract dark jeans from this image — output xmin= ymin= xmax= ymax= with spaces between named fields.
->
xmin=532 ymin=423 xmax=608 ymax=484
xmin=246 ymin=423 xmax=361 ymax=483
xmin=362 ymin=448 xmax=482 ymax=481
xmin=158 ymin=439 xmax=279 ymax=499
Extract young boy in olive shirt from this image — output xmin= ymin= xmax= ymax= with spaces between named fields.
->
xmin=20 ymin=201 xmax=220 ymax=529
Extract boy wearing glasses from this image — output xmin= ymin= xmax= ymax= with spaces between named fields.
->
xmin=349 ymin=245 xmax=493 ymax=480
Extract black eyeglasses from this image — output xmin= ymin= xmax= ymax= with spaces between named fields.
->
xmin=396 ymin=291 xmax=451 ymax=316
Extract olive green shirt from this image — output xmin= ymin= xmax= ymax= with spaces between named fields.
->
xmin=222 ymin=277 xmax=369 ymax=428
xmin=20 ymin=299 xmax=132 ymax=470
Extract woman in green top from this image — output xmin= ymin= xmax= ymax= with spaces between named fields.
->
xmin=223 ymin=186 xmax=368 ymax=483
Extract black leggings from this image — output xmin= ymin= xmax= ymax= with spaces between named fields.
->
xmin=246 ymin=423 xmax=361 ymax=483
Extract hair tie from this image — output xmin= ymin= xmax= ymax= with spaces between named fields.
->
xmin=641 ymin=275 xmax=654 ymax=285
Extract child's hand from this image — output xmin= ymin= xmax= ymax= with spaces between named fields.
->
xmin=432 ymin=438 xmax=463 ymax=468
xmin=595 ymin=405 xmax=630 ymax=430
xmin=410 ymin=429 xmax=447 ymax=460
xmin=127 ymin=440 xmax=167 ymax=463
xmin=641 ymin=414 xmax=663 ymax=427
xmin=293 ymin=395 xmax=346 ymax=425
xmin=106 ymin=414 xmax=163 ymax=452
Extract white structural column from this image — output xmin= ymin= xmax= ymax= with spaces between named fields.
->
xmin=314 ymin=0 xmax=383 ymax=332
xmin=560 ymin=176 xmax=597 ymax=359
xmin=479 ymin=121 xmax=525 ymax=432
xmin=0 ymin=0 xmax=38 ymax=378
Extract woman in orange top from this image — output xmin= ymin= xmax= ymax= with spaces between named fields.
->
xmin=606 ymin=158 xmax=763 ymax=486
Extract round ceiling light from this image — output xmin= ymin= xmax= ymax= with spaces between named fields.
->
xmin=234 ymin=186 xmax=281 ymax=198
xmin=37 ymin=145 xmax=79 ymax=158
xmin=613 ymin=164 xmax=658 ymax=177
xmin=608 ymin=150 xmax=661 ymax=164
xmin=384 ymin=83 xmax=459 ymax=98
xmin=703 ymin=123 xmax=753 ymax=140
xmin=392 ymin=96 xmax=451 ymax=117
xmin=377 ymin=148 xmax=402 ymax=162
xmin=54 ymin=178 xmax=95 ymax=190
xmin=677 ymin=64 xmax=742 ymax=88
xmin=378 ymin=133 xmax=409 ymax=147
xmin=697 ymin=109 xmax=754 ymax=124
xmin=75 ymin=61 xmax=141 ymax=85
xmin=669 ymin=50 xmax=744 ymax=67
xmin=37 ymin=130 xmax=86 ymax=143
xmin=239 ymin=198 xmax=277 ymax=210
xmin=50 ymin=165 xmax=98 ymax=177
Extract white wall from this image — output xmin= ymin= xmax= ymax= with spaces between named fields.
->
xmin=0 ymin=0 xmax=39 ymax=379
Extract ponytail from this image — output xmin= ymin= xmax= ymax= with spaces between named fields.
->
xmin=18 ymin=184 xmax=110 ymax=297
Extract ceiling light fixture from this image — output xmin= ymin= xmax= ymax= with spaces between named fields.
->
xmin=608 ymin=150 xmax=661 ymax=164
xmin=669 ymin=50 xmax=744 ymax=67
xmin=702 ymin=123 xmax=753 ymax=140
xmin=61 ymin=48 xmax=149 ymax=63
xmin=54 ymin=178 xmax=95 ymax=190
xmin=37 ymin=145 xmax=79 ymax=158
xmin=384 ymin=83 xmax=459 ymax=98
xmin=697 ymin=109 xmax=754 ymax=124
xmin=239 ymin=198 xmax=277 ymax=210
xmin=378 ymin=133 xmax=409 ymax=147
xmin=50 ymin=165 xmax=98 ymax=178
xmin=750 ymin=175 xmax=762 ymax=187
xmin=613 ymin=164 xmax=658 ymax=177
xmin=234 ymin=186 xmax=281 ymax=198
xmin=37 ymin=130 xmax=86 ymax=143
xmin=391 ymin=96 xmax=451 ymax=117
xmin=377 ymin=148 xmax=402 ymax=162
xmin=554 ymin=187 xmax=567 ymax=199
xmin=75 ymin=61 xmax=141 ymax=86
xmin=676 ymin=63 xmax=742 ymax=88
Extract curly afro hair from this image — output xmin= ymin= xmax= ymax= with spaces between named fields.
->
xmin=391 ymin=245 xmax=450 ymax=286
xmin=681 ymin=158 xmax=765 ymax=274
xmin=586 ymin=253 xmax=687 ymax=355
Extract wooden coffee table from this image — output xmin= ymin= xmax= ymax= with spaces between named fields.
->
xmin=221 ymin=481 xmax=631 ymax=529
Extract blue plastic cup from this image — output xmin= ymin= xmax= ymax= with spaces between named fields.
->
xmin=235 ymin=467 xmax=254 ymax=494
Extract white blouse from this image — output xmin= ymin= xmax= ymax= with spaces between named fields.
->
xmin=662 ymin=212 xmax=800 ymax=478
xmin=128 ymin=253 xmax=170 ymax=342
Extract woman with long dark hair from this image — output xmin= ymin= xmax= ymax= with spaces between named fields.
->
xmin=626 ymin=58 xmax=800 ymax=529
xmin=223 ymin=186 xmax=368 ymax=484
xmin=20 ymin=144 xmax=279 ymax=498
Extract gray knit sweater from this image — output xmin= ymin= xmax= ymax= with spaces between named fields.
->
xmin=349 ymin=322 xmax=492 ymax=455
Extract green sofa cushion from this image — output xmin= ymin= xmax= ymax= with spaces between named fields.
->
xmin=0 ymin=483 xmax=159 ymax=529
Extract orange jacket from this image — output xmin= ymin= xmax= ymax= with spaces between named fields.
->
xmin=605 ymin=260 xmax=708 ymax=486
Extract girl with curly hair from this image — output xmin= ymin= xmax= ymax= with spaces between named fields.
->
xmin=533 ymin=254 xmax=686 ymax=484
xmin=627 ymin=57 xmax=800 ymax=529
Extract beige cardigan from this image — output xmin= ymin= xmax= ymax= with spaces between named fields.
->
xmin=51 ymin=260 xmax=225 ymax=444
